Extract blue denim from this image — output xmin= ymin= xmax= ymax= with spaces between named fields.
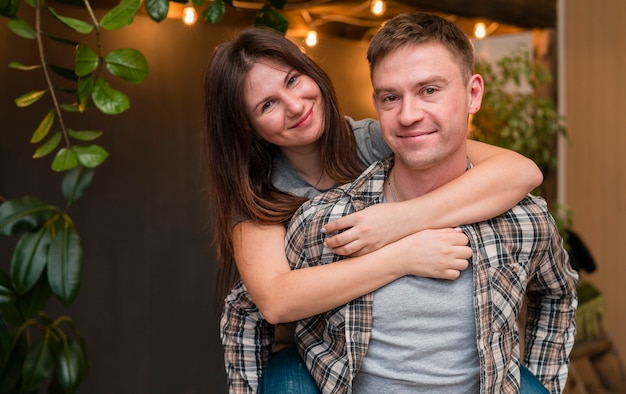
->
xmin=520 ymin=364 xmax=549 ymax=393
xmin=258 ymin=346 xmax=320 ymax=394
xmin=258 ymin=346 xmax=547 ymax=393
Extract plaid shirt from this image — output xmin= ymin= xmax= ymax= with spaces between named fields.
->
xmin=220 ymin=157 xmax=578 ymax=393
xmin=285 ymin=157 xmax=578 ymax=394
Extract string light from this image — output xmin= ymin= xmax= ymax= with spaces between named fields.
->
xmin=182 ymin=3 xmax=197 ymax=25
xmin=473 ymin=21 xmax=499 ymax=39
xmin=370 ymin=0 xmax=386 ymax=16
xmin=473 ymin=22 xmax=486 ymax=39
xmin=305 ymin=29 xmax=318 ymax=47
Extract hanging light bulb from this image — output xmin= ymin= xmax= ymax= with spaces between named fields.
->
xmin=370 ymin=0 xmax=386 ymax=16
xmin=305 ymin=29 xmax=318 ymax=47
xmin=182 ymin=3 xmax=197 ymax=25
xmin=473 ymin=22 xmax=487 ymax=39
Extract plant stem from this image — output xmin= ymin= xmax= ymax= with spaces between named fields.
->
xmin=35 ymin=0 xmax=71 ymax=147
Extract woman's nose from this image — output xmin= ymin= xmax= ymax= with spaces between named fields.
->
xmin=283 ymin=93 xmax=304 ymax=116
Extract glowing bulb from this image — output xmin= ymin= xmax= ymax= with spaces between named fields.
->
xmin=370 ymin=0 xmax=386 ymax=16
xmin=306 ymin=30 xmax=318 ymax=47
xmin=473 ymin=22 xmax=487 ymax=39
xmin=182 ymin=5 xmax=197 ymax=25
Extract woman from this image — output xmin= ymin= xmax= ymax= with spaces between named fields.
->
xmin=204 ymin=27 xmax=543 ymax=393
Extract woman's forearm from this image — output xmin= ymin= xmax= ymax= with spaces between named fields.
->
xmin=234 ymin=222 xmax=468 ymax=324
xmin=322 ymin=140 xmax=542 ymax=256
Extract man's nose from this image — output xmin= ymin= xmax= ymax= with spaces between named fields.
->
xmin=398 ymin=97 xmax=425 ymax=126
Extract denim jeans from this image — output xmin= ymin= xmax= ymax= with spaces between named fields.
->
xmin=258 ymin=346 xmax=320 ymax=394
xmin=520 ymin=364 xmax=549 ymax=393
xmin=258 ymin=346 xmax=548 ymax=393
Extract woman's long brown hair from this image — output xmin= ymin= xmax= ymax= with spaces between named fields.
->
xmin=203 ymin=27 xmax=364 ymax=304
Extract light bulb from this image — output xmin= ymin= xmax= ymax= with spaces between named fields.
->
xmin=306 ymin=30 xmax=318 ymax=47
xmin=473 ymin=22 xmax=487 ymax=39
xmin=370 ymin=0 xmax=386 ymax=16
xmin=182 ymin=5 xmax=197 ymax=25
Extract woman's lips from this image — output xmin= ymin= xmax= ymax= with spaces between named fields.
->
xmin=291 ymin=108 xmax=313 ymax=129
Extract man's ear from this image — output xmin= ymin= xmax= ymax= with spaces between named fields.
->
xmin=468 ymin=74 xmax=484 ymax=115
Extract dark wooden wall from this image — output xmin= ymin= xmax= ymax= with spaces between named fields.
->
xmin=0 ymin=8 xmax=246 ymax=392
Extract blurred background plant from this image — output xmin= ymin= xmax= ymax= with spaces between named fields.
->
xmin=470 ymin=47 xmax=573 ymax=234
xmin=0 ymin=0 xmax=286 ymax=390
xmin=0 ymin=0 xmax=148 ymax=391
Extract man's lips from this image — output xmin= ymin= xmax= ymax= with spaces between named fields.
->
xmin=291 ymin=108 xmax=313 ymax=129
xmin=398 ymin=130 xmax=436 ymax=139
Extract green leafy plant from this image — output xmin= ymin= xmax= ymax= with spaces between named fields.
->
xmin=145 ymin=0 xmax=289 ymax=33
xmin=0 ymin=0 xmax=148 ymax=391
xmin=470 ymin=47 xmax=572 ymax=235
xmin=471 ymin=48 xmax=567 ymax=189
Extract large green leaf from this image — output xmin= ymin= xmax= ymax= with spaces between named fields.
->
xmin=30 ymin=109 xmax=55 ymax=143
xmin=0 ymin=0 xmax=19 ymax=18
xmin=105 ymin=48 xmax=149 ymax=83
xmin=99 ymin=0 xmax=141 ymax=30
xmin=10 ymin=226 xmax=52 ymax=295
xmin=0 ymin=271 xmax=16 ymax=305
xmin=47 ymin=7 xmax=94 ymax=34
xmin=54 ymin=338 xmax=87 ymax=392
xmin=71 ymin=145 xmax=109 ymax=168
xmin=33 ymin=131 xmax=62 ymax=159
xmin=22 ymin=333 xmax=54 ymax=393
xmin=15 ymin=275 xmax=52 ymax=321
xmin=47 ymin=220 xmax=83 ymax=305
xmin=7 ymin=17 xmax=35 ymax=39
xmin=254 ymin=5 xmax=288 ymax=34
xmin=14 ymin=90 xmax=47 ymax=107
xmin=202 ymin=0 xmax=224 ymax=24
xmin=145 ymin=0 xmax=168 ymax=22
xmin=0 ymin=342 xmax=23 ymax=393
xmin=92 ymin=77 xmax=130 ymax=114
xmin=0 ymin=196 xmax=56 ymax=236
xmin=51 ymin=148 xmax=79 ymax=172
xmin=62 ymin=166 xmax=95 ymax=203
xmin=74 ymin=44 xmax=99 ymax=77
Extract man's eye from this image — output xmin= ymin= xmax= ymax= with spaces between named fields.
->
xmin=382 ymin=95 xmax=397 ymax=103
xmin=423 ymin=87 xmax=437 ymax=95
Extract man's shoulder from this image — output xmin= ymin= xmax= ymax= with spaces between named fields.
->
xmin=474 ymin=193 xmax=558 ymax=237
xmin=289 ymin=160 xmax=387 ymax=234
xmin=512 ymin=194 xmax=551 ymax=217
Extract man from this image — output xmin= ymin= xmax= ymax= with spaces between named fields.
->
xmin=285 ymin=12 xmax=578 ymax=394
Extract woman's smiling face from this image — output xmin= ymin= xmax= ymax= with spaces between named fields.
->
xmin=243 ymin=59 xmax=325 ymax=150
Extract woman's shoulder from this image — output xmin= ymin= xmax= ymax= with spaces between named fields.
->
xmin=345 ymin=116 xmax=391 ymax=165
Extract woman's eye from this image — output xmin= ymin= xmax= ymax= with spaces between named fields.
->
xmin=261 ymin=101 xmax=274 ymax=112
xmin=287 ymin=75 xmax=298 ymax=86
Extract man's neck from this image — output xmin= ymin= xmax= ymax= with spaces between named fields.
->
xmin=390 ymin=153 xmax=468 ymax=201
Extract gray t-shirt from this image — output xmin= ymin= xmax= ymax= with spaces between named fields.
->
xmin=271 ymin=117 xmax=390 ymax=198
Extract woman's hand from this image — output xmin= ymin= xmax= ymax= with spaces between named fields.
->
xmin=322 ymin=203 xmax=412 ymax=256
xmin=391 ymin=228 xmax=471 ymax=280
